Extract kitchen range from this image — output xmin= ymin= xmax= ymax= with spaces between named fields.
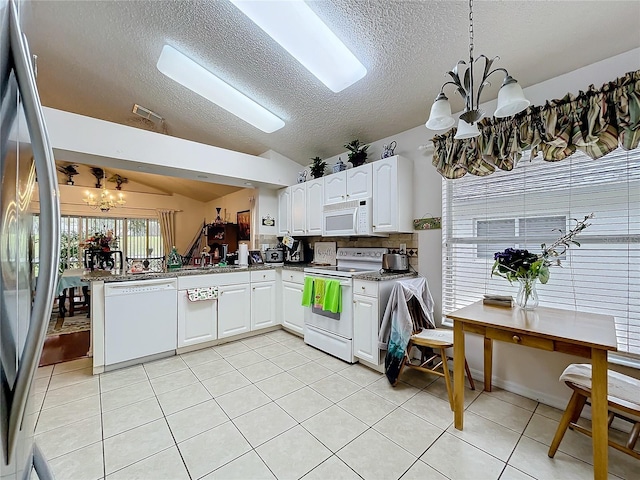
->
xmin=303 ymin=247 xmax=388 ymax=363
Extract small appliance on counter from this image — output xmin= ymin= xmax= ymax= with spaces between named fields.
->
xmin=382 ymin=253 xmax=409 ymax=272
xmin=281 ymin=237 xmax=310 ymax=264
xmin=264 ymin=247 xmax=285 ymax=264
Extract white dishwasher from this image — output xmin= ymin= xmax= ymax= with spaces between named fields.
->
xmin=104 ymin=278 xmax=178 ymax=366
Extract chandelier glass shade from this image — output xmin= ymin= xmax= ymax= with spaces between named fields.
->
xmin=83 ymin=185 xmax=125 ymax=212
xmin=425 ymin=0 xmax=530 ymax=137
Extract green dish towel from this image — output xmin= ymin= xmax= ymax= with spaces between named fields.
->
xmin=313 ymin=278 xmax=326 ymax=308
xmin=302 ymin=277 xmax=314 ymax=307
xmin=323 ymin=279 xmax=342 ymax=313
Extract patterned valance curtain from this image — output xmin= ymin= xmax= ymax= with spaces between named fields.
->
xmin=157 ymin=209 xmax=175 ymax=254
xmin=432 ymin=70 xmax=640 ymax=179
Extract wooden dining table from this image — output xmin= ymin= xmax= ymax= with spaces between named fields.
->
xmin=447 ymin=301 xmax=618 ymax=480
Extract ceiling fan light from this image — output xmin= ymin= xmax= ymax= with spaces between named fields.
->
xmin=494 ymin=80 xmax=530 ymax=118
xmin=454 ymin=118 xmax=480 ymax=140
xmin=425 ymin=96 xmax=455 ymax=131
xmin=157 ymin=45 xmax=285 ymax=133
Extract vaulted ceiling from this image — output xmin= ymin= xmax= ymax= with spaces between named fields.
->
xmin=25 ymin=1 xmax=640 ymax=178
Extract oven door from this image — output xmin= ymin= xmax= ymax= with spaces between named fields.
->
xmin=322 ymin=207 xmax=357 ymax=236
xmin=303 ymin=275 xmax=353 ymax=339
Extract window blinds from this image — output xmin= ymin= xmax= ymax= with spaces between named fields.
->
xmin=442 ymin=148 xmax=639 ymax=357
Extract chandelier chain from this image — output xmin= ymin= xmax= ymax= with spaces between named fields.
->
xmin=468 ymin=0 xmax=474 ymax=63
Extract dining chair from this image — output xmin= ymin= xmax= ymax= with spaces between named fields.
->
xmin=398 ymin=328 xmax=475 ymax=410
xmin=125 ymin=256 xmax=165 ymax=272
xmin=549 ymin=363 xmax=640 ymax=460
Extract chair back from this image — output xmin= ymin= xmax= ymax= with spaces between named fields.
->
xmin=84 ymin=249 xmax=124 ymax=271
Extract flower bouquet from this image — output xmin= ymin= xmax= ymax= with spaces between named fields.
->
xmin=491 ymin=214 xmax=593 ymax=309
xmin=81 ymin=229 xmax=117 ymax=252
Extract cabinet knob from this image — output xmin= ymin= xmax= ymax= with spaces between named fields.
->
xmin=361 ymin=286 xmax=365 ymax=290
xmin=512 ymin=335 xmax=521 ymax=343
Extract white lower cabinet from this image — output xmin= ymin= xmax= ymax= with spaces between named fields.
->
xmin=353 ymin=293 xmax=379 ymax=363
xmin=282 ymin=280 xmax=305 ymax=335
xmin=218 ymin=283 xmax=251 ymax=338
xmin=352 ymin=279 xmax=396 ymax=365
xmin=177 ymin=290 xmax=217 ymax=347
xmin=251 ymin=281 xmax=276 ymax=330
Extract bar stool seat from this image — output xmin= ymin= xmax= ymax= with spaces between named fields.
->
xmin=399 ymin=328 xmax=475 ymax=410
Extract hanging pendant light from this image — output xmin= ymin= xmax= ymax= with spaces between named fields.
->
xmin=425 ymin=0 xmax=529 ymax=138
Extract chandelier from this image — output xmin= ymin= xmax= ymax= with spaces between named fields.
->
xmin=425 ymin=0 xmax=530 ymax=139
xmin=83 ymin=181 xmax=126 ymax=212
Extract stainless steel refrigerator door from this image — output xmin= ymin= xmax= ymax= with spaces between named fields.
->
xmin=1 ymin=0 xmax=59 ymax=478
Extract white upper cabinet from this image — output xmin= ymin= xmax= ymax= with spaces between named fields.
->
xmin=277 ymin=186 xmax=292 ymax=236
xmin=324 ymin=163 xmax=372 ymax=204
xmin=346 ymin=164 xmax=372 ymax=201
xmin=372 ymin=156 xmax=413 ymax=233
xmin=324 ymin=170 xmax=347 ymax=204
xmin=291 ymin=183 xmax=306 ymax=236
xmin=305 ymin=178 xmax=324 ymax=236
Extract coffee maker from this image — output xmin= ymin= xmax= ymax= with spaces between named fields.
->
xmin=285 ymin=238 xmax=308 ymax=263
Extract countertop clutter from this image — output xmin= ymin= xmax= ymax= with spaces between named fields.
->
xmin=82 ymin=264 xmax=417 ymax=283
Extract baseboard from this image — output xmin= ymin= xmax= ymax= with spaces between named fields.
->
xmin=467 ymin=366 xmax=570 ymax=411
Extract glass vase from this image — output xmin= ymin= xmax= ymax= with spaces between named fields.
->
xmin=516 ymin=277 xmax=539 ymax=310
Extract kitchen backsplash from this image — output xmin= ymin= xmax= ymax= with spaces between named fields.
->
xmin=255 ymin=233 xmax=418 ymax=266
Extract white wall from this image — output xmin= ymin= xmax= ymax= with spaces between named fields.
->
xmin=323 ymin=48 xmax=640 ymax=408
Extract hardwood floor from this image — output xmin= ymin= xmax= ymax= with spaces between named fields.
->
xmin=39 ymin=330 xmax=90 ymax=367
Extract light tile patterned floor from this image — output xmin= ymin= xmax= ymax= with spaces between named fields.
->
xmin=33 ymin=330 xmax=639 ymax=480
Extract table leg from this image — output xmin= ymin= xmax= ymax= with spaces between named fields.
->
xmin=484 ymin=336 xmax=493 ymax=392
xmin=591 ymin=348 xmax=608 ymax=480
xmin=68 ymin=287 xmax=76 ymax=317
xmin=57 ymin=290 xmax=66 ymax=318
xmin=453 ymin=320 xmax=464 ymax=430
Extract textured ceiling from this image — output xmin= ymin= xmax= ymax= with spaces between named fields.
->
xmin=24 ymin=0 xmax=640 ymax=174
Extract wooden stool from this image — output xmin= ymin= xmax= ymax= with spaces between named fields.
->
xmin=549 ymin=363 xmax=640 ymax=460
xmin=398 ymin=328 xmax=475 ymax=410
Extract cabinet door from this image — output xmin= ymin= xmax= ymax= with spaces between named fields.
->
xmin=306 ymin=179 xmax=324 ymax=235
xmin=291 ymin=183 xmax=307 ymax=236
xmin=251 ymin=281 xmax=276 ymax=330
xmin=277 ymin=187 xmax=292 ymax=236
xmin=346 ymin=164 xmax=372 ymax=200
xmin=218 ymin=283 xmax=251 ymax=338
xmin=324 ymin=171 xmax=347 ymax=204
xmin=372 ymin=158 xmax=397 ymax=232
xmin=282 ymin=281 xmax=305 ymax=335
xmin=353 ymin=293 xmax=379 ymax=364
xmin=177 ymin=290 xmax=217 ymax=347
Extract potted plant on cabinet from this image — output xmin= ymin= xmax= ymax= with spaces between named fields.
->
xmin=344 ymin=139 xmax=369 ymax=167
xmin=309 ymin=156 xmax=327 ymax=179
xmin=57 ymin=164 xmax=80 ymax=185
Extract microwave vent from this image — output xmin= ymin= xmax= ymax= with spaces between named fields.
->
xmin=323 ymin=198 xmax=369 ymax=212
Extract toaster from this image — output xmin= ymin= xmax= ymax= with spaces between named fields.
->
xmin=264 ymin=248 xmax=284 ymax=263
xmin=382 ymin=253 xmax=409 ymax=272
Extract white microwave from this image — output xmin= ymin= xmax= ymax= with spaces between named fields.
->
xmin=322 ymin=198 xmax=381 ymax=236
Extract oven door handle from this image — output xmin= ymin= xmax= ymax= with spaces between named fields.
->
xmin=304 ymin=276 xmax=351 ymax=287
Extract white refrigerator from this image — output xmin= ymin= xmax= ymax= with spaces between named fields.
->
xmin=1 ymin=0 xmax=60 ymax=478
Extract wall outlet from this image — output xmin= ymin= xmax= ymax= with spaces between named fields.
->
xmin=399 ymin=243 xmax=406 ymax=254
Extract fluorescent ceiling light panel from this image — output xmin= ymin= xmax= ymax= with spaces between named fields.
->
xmin=229 ymin=0 xmax=367 ymax=93
xmin=156 ymin=45 xmax=285 ymax=133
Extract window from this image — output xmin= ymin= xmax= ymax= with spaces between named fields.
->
xmin=49 ymin=216 xmax=164 ymax=270
xmin=442 ymin=148 xmax=640 ymax=357
xmin=476 ymin=216 xmax=566 ymax=259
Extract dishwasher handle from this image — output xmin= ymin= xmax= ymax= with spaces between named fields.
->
xmin=105 ymin=279 xmax=177 ymax=296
